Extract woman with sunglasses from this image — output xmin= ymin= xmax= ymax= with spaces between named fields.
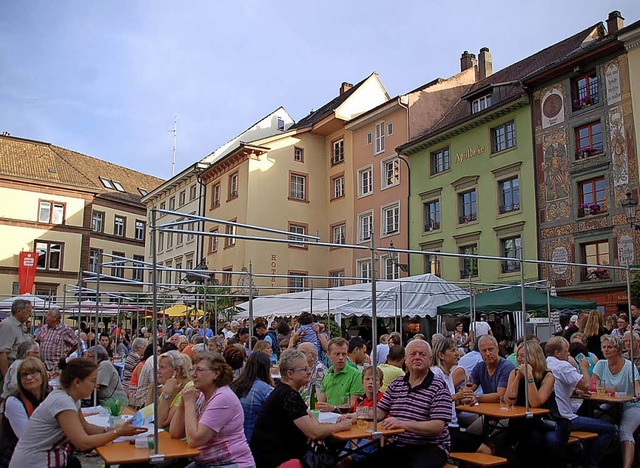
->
xmin=250 ymin=348 xmax=351 ymax=468
xmin=0 ymin=357 xmax=50 ymax=465
xmin=9 ymin=358 xmax=146 ymax=467
xmin=170 ymin=351 xmax=254 ymax=467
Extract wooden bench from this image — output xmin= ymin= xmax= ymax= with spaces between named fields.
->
xmin=570 ymin=431 xmax=598 ymax=441
xmin=449 ymin=452 xmax=509 ymax=466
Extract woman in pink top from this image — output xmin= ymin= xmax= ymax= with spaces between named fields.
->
xmin=170 ymin=351 xmax=254 ymax=468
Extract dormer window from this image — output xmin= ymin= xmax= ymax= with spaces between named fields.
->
xmin=472 ymin=94 xmax=492 ymax=114
xmin=138 ymin=188 xmax=148 ymax=196
xmin=99 ymin=177 xmax=114 ymax=189
xmin=113 ymin=181 xmax=125 ymax=192
xmin=277 ymin=118 xmax=285 ymax=131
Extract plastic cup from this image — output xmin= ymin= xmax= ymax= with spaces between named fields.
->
xmin=147 ymin=435 xmax=155 ymax=450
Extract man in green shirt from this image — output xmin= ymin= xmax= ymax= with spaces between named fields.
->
xmin=317 ymin=337 xmax=364 ymax=411
xmin=379 ymin=344 xmax=406 ymax=391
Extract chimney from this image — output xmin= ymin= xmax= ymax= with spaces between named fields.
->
xmin=478 ymin=47 xmax=493 ymax=80
xmin=460 ymin=51 xmax=477 ymax=72
xmin=340 ymin=82 xmax=353 ymax=95
xmin=607 ymin=10 xmax=624 ymax=35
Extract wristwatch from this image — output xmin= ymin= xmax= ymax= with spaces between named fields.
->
xmin=161 ymin=392 xmax=172 ymax=400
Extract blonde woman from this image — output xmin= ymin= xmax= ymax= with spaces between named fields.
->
xmin=505 ymin=342 xmax=563 ymax=467
xmin=584 ymin=310 xmax=606 ymax=359
xmin=142 ymin=350 xmax=192 ymax=428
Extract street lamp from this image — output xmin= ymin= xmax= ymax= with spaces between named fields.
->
xmin=622 ymin=191 xmax=639 ymax=227
xmin=388 ymin=241 xmax=409 ymax=273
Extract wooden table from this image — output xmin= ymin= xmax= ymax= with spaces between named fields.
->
xmin=580 ymin=393 xmax=634 ymax=422
xmin=332 ymin=421 xmax=405 ymax=461
xmin=96 ymin=431 xmax=199 ymax=467
xmin=457 ymin=403 xmax=550 ymax=438
xmin=457 ymin=402 xmax=550 ymax=419
xmin=585 ymin=393 xmax=634 ymax=404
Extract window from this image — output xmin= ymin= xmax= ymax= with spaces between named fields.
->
xmin=113 ymin=181 xmax=125 ymax=192
xmin=578 ymin=177 xmax=607 ymax=217
xmin=229 ymin=173 xmax=238 ymax=199
xmin=189 ymin=184 xmax=197 ymax=201
xmin=209 ymin=227 xmax=219 ymax=253
xmin=472 ymin=94 xmax=491 ymax=113
xmin=133 ymin=255 xmax=145 ymax=282
xmin=135 ymin=220 xmax=145 ymax=241
xmin=374 ymin=122 xmax=385 ymax=154
xmin=89 ymin=249 xmax=102 ymax=273
xmin=36 ymin=241 xmax=62 ymax=271
xmin=366 ymin=133 xmax=372 ymax=145
xmin=114 ymin=216 xmax=126 ymax=237
xmin=424 ymin=252 xmax=441 ymax=276
xmin=34 ymin=284 xmax=57 ymax=302
xmin=176 ymin=224 xmax=184 ymax=245
xmin=288 ymin=272 xmax=307 ymax=292
xmin=381 ymin=203 xmax=399 ymax=236
xmin=158 ymin=231 xmax=164 ymax=251
xmin=222 ymin=267 xmax=232 ymax=286
xmin=387 ymin=122 xmax=393 ymax=136
xmin=111 ymin=251 xmax=125 ymax=278
xmin=288 ymin=223 xmax=307 ymax=248
xmin=187 ymin=214 xmax=195 ymax=241
xmin=358 ymin=166 xmax=373 ymax=197
xmin=277 ymin=117 xmax=285 ymax=130
xmin=91 ymin=211 xmax=104 ymax=232
xmin=159 ymin=201 xmax=166 ymax=216
xmin=573 ymin=71 xmax=599 ymax=110
xmin=500 ymin=236 xmax=521 ymax=273
xmin=332 ymin=223 xmax=346 ymax=245
xmin=423 ymin=200 xmax=441 ymax=231
xmin=138 ymin=188 xmax=148 ymax=196
xmin=459 ymin=244 xmax=478 ymax=278
xmin=498 ymin=177 xmax=520 ymax=213
xmin=166 ymin=229 xmax=174 ymax=248
xmin=169 ymin=197 xmax=175 ymax=210
xmin=99 ymin=177 xmax=114 ymax=189
xmin=186 ymin=257 xmax=194 ymax=271
xmin=431 ymin=147 xmax=450 ymax=175
xmin=225 ymin=222 xmax=236 ymax=248
xmin=38 ymin=201 xmax=64 ymax=224
xmin=582 ymin=240 xmax=610 ymax=281
xmin=332 ymin=175 xmax=345 ymax=199
xmin=212 ymin=183 xmax=221 ymax=207
xmin=332 ymin=139 xmax=344 ymax=165
xmin=330 ymin=270 xmax=345 ymax=288
xmin=165 ymin=261 xmax=172 ymax=285
xmin=575 ymin=121 xmax=603 ymax=157
xmin=179 ymin=190 xmax=186 ymax=206
xmin=492 ymin=121 xmax=516 ymax=153
xmin=458 ymin=190 xmax=477 ymax=224
xmin=358 ymin=212 xmax=373 ymax=242
xmin=357 ymin=259 xmax=372 ymax=283
xmin=381 ymin=157 xmax=399 ymax=189
xmin=290 ymin=173 xmax=307 ymax=201
xmin=294 ymin=147 xmax=304 ymax=162
xmin=382 ymin=255 xmax=399 ymax=280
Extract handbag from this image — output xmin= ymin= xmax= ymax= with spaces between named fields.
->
xmin=301 ymin=441 xmax=336 ymax=468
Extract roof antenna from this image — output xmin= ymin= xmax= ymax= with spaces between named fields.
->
xmin=170 ymin=115 xmax=178 ymax=176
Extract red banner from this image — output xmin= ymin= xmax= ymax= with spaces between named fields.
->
xmin=18 ymin=251 xmax=38 ymax=294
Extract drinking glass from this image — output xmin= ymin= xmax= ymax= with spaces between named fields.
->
xmin=356 ymin=406 xmax=369 ymax=429
xmin=499 ymin=396 xmax=509 ymax=411
xmin=508 ymin=390 xmax=517 ymax=409
xmin=596 ymin=380 xmax=606 ymax=396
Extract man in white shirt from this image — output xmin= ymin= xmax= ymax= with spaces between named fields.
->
xmin=472 ymin=314 xmax=492 ymax=338
xmin=545 ymin=336 xmax=616 ymax=468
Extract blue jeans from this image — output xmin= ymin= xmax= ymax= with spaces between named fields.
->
xmin=567 ymin=416 xmax=617 ymax=468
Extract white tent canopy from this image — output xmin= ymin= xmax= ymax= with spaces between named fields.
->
xmin=235 ymin=274 xmax=468 ymax=319
xmin=336 ymin=274 xmax=469 ymax=318
xmin=0 ymin=293 xmax=59 ymax=311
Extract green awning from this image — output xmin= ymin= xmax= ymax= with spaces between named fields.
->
xmin=436 ymin=287 xmax=597 ymax=316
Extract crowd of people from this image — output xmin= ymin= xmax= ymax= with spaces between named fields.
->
xmin=1 ymin=297 xmax=640 ymax=467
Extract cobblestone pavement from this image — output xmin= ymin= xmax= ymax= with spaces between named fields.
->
xmin=77 ymin=452 xmax=107 ymax=467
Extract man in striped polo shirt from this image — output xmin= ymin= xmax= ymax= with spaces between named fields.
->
xmin=361 ymin=339 xmax=451 ymax=467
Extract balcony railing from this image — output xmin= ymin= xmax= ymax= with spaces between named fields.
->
xmin=501 ymin=261 xmax=521 ymax=274
xmin=458 ymin=213 xmax=477 ymax=224
xmin=578 ymin=202 xmax=607 ymax=217
xmin=499 ymin=203 xmax=520 ymax=214
xmin=573 ymin=92 xmax=600 ymax=110
xmin=576 ymin=144 xmax=604 ymax=160
xmin=582 ymin=267 xmax=610 ymax=281
xmin=424 ymin=221 xmax=441 ymax=231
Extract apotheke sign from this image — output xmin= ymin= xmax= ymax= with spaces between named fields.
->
xmin=455 ymin=145 xmax=486 ymax=163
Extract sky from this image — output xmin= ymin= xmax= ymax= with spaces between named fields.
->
xmin=1 ymin=1 xmax=639 ymax=180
